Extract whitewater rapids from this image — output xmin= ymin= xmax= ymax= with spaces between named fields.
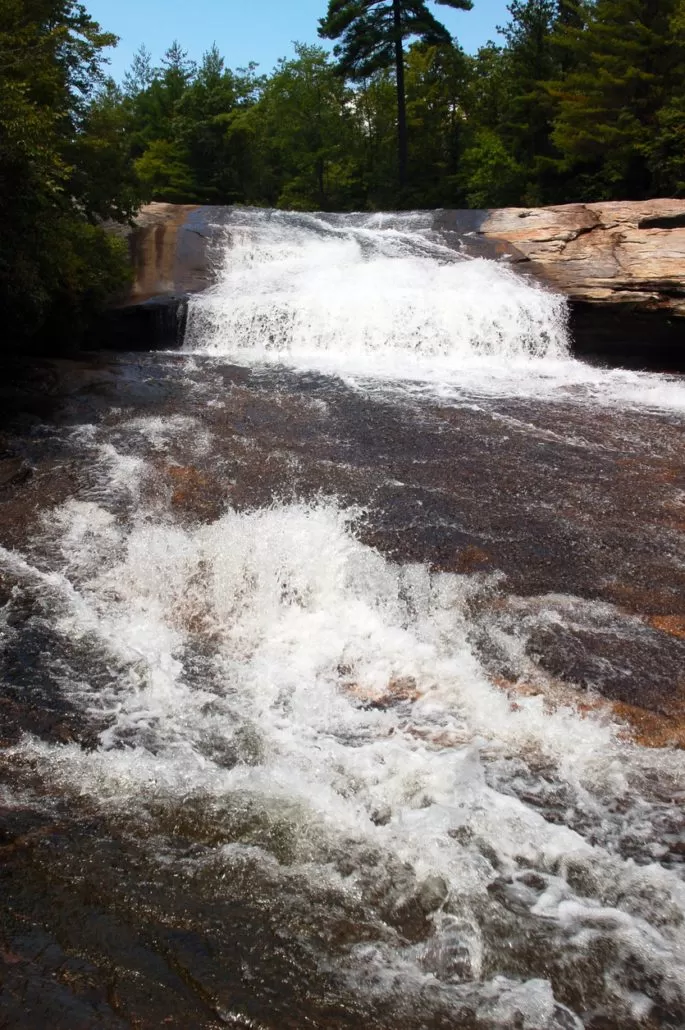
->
xmin=1 ymin=208 xmax=684 ymax=1029
xmin=184 ymin=207 xmax=685 ymax=411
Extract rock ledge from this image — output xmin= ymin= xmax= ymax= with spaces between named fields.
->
xmin=477 ymin=199 xmax=685 ymax=315
xmin=103 ymin=200 xmax=685 ymax=366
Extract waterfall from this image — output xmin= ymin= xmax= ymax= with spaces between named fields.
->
xmin=184 ymin=208 xmax=569 ymax=368
xmin=2 ymin=206 xmax=685 ymax=1029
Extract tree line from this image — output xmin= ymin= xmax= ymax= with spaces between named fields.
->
xmin=125 ymin=0 xmax=685 ymax=210
xmin=0 ymin=0 xmax=138 ymax=345
xmin=2 ymin=0 xmax=684 ymax=344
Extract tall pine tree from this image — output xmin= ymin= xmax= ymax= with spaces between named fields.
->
xmin=549 ymin=0 xmax=679 ymax=198
xmin=319 ymin=0 xmax=472 ymax=191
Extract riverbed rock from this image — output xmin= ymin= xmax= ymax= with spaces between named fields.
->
xmin=0 ymin=457 xmax=32 ymax=491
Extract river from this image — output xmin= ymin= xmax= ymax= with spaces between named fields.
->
xmin=0 ymin=209 xmax=684 ymax=1029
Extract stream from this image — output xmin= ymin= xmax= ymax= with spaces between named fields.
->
xmin=0 ymin=209 xmax=684 ymax=1029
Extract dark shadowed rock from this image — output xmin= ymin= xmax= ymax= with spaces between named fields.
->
xmin=0 ymin=458 xmax=32 ymax=490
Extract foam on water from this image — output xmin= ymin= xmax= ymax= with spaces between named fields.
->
xmin=4 ymin=211 xmax=685 ymax=1023
xmin=183 ymin=208 xmax=685 ymax=413
xmin=2 ymin=424 xmax=685 ymax=1025
xmin=184 ymin=209 xmax=569 ymax=364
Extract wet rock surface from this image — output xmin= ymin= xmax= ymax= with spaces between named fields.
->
xmin=0 ymin=353 xmax=684 ymax=1028
xmin=1 ymin=353 xmax=684 ymax=735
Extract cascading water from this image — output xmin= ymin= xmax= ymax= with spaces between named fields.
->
xmin=1 ymin=208 xmax=685 ymax=1029
xmin=184 ymin=207 xmax=685 ymax=409
xmin=184 ymin=208 xmax=570 ymax=366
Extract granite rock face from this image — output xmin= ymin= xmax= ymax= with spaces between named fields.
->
xmin=125 ymin=203 xmax=211 ymax=301
xmin=120 ymin=199 xmax=685 ymax=313
xmin=99 ymin=203 xmax=218 ymax=350
xmin=477 ymin=199 xmax=685 ymax=314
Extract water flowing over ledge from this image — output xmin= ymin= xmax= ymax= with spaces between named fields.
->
xmin=183 ymin=209 xmax=570 ymax=367
xmin=102 ymin=200 xmax=685 ymax=368
xmin=1 ymin=202 xmax=685 ymax=1029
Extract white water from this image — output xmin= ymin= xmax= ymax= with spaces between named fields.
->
xmin=3 ymin=415 xmax=685 ymax=1027
xmin=185 ymin=210 xmax=568 ymax=367
xmin=185 ymin=210 xmax=569 ymax=363
xmin=184 ymin=208 xmax=685 ymax=412
xmin=3 ymin=210 xmax=685 ymax=1027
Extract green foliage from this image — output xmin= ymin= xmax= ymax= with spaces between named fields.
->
xmin=319 ymin=0 xmax=473 ymax=188
xmin=135 ymin=139 xmax=195 ymax=201
xmin=404 ymin=43 xmax=470 ymax=205
xmin=648 ymin=95 xmax=685 ymax=196
xmin=251 ymin=44 xmax=361 ymax=209
xmin=499 ymin=2 xmax=557 ymax=170
xmin=459 ymin=129 xmax=526 ymax=207
xmin=110 ymin=0 xmax=685 ymax=214
xmin=549 ymin=0 xmax=683 ymax=198
xmin=454 ymin=0 xmax=685 ymax=206
xmin=41 ymin=220 xmax=132 ymax=340
xmin=3 ymin=0 xmax=684 ymax=343
xmin=125 ymin=41 xmax=265 ymax=205
xmin=0 ymin=0 xmax=140 ymax=346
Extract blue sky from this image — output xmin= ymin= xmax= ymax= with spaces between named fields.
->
xmin=87 ymin=0 xmax=512 ymax=83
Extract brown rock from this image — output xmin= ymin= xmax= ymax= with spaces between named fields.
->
xmin=649 ymin=615 xmax=685 ymax=640
xmin=479 ymin=199 xmax=685 ymax=315
xmin=110 ymin=202 xmax=206 ymax=303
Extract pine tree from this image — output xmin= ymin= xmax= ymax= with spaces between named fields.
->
xmin=123 ymin=45 xmax=154 ymax=97
xmin=549 ymin=0 xmax=679 ymax=198
xmin=498 ymin=1 xmax=558 ymax=202
xmin=318 ymin=0 xmax=472 ymax=192
xmin=644 ymin=0 xmax=685 ymax=195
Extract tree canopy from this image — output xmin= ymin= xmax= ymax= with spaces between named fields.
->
xmin=0 ymin=0 xmax=139 ymax=345
xmin=318 ymin=0 xmax=473 ymax=188
xmin=118 ymin=0 xmax=685 ymax=211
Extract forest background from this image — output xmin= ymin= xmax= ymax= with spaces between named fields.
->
xmin=2 ymin=0 xmax=685 ymax=345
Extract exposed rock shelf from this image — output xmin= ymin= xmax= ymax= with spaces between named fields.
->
xmin=103 ymin=200 xmax=685 ymax=366
xmin=443 ymin=200 xmax=685 ymax=367
xmin=478 ymin=199 xmax=685 ymax=313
